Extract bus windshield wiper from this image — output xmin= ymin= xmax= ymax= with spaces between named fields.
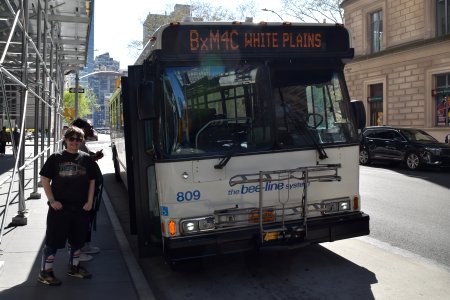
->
xmin=214 ymin=131 xmax=245 ymax=169
xmin=214 ymin=149 xmax=235 ymax=169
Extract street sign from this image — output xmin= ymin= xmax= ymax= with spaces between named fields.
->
xmin=69 ymin=87 xmax=85 ymax=93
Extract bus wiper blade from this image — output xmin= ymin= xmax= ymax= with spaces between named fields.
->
xmin=304 ymin=126 xmax=328 ymax=159
xmin=214 ymin=152 xmax=233 ymax=169
xmin=214 ymin=132 xmax=244 ymax=169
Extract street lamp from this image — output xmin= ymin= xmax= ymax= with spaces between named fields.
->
xmin=262 ymin=8 xmax=284 ymax=21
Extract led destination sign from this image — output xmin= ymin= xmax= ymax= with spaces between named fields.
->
xmin=189 ymin=30 xmax=322 ymax=51
xmin=161 ymin=25 xmax=351 ymax=56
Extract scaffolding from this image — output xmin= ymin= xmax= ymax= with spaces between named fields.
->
xmin=0 ymin=0 xmax=93 ymax=245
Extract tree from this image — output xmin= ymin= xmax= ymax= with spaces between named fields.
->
xmin=63 ymin=88 xmax=97 ymax=124
xmin=190 ymin=1 xmax=257 ymax=21
xmin=281 ymin=0 xmax=344 ymax=24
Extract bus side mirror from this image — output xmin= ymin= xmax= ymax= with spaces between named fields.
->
xmin=137 ymin=81 xmax=156 ymax=120
xmin=351 ymin=100 xmax=366 ymax=130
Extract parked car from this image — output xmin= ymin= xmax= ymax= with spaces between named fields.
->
xmin=359 ymin=126 xmax=450 ymax=170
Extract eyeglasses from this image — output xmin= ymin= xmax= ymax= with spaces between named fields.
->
xmin=67 ymin=136 xmax=83 ymax=142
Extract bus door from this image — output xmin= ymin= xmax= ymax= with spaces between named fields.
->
xmin=123 ymin=63 xmax=161 ymax=256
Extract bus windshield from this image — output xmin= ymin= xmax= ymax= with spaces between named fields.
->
xmin=161 ymin=63 xmax=358 ymax=157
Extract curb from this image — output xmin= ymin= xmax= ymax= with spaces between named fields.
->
xmin=102 ymin=190 xmax=156 ymax=300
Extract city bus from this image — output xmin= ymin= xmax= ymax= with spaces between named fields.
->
xmin=110 ymin=21 xmax=369 ymax=262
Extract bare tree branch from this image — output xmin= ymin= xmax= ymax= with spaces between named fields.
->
xmin=281 ymin=0 xmax=344 ymax=23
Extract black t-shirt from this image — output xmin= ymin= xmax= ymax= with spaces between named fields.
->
xmin=40 ymin=150 xmax=97 ymax=210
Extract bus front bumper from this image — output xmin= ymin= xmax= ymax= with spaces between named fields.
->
xmin=164 ymin=212 xmax=369 ymax=262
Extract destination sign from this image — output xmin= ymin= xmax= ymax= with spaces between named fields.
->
xmin=189 ymin=30 xmax=322 ymax=51
xmin=161 ymin=25 xmax=351 ymax=56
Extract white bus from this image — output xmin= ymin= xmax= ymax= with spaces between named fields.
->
xmin=110 ymin=21 xmax=369 ymax=262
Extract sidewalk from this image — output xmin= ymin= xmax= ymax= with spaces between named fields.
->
xmin=0 ymin=148 xmax=155 ymax=300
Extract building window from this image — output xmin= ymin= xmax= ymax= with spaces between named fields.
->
xmin=437 ymin=0 xmax=450 ymax=36
xmin=368 ymin=83 xmax=383 ymax=126
xmin=433 ymin=73 xmax=450 ymax=126
xmin=370 ymin=10 xmax=383 ymax=53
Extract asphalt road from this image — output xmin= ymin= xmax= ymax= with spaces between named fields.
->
xmin=360 ymin=164 xmax=450 ymax=268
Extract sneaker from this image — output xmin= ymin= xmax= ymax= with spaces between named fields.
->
xmin=80 ymin=244 xmax=100 ymax=254
xmin=38 ymin=270 xmax=62 ymax=286
xmin=79 ymin=253 xmax=93 ymax=262
xmin=67 ymin=265 xmax=92 ymax=279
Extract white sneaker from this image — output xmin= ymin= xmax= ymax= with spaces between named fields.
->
xmin=78 ymin=253 xmax=93 ymax=262
xmin=80 ymin=244 xmax=100 ymax=254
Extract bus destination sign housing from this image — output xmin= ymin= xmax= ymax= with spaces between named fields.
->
xmin=161 ymin=24 xmax=353 ymax=57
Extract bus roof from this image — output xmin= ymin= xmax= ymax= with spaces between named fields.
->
xmin=135 ymin=21 xmax=353 ymax=65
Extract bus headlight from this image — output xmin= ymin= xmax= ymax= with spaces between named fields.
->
xmin=322 ymin=198 xmax=351 ymax=214
xmin=182 ymin=221 xmax=198 ymax=233
xmin=180 ymin=216 xmax=215 ymax=234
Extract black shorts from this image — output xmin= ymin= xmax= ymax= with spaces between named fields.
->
xmin=45 ymin=206 xmax=90 ymax=249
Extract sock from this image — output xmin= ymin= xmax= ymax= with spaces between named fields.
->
xmin=42 ymin=245 xmax=57 ymax=271
xmin=70 ymin=248 xmax=81 ymax=266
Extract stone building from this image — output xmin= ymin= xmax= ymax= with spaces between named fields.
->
xmin=143 ymin=4 xmax=192 ymax=45
xmin=341 ymin=0 xmax=450 ymax=141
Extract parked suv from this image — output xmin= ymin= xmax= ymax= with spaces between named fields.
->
xmin=359 ymin=126 xmax=450 ymax=170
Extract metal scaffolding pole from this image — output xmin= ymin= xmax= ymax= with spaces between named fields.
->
xmin=30 ymin=0 xmax=42 ymax=199
xmin=13 ymin=0 xmax=30 ymax=224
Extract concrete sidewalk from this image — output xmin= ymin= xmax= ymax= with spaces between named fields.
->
xmin=0 ymin=149 xmax=154 ymax=300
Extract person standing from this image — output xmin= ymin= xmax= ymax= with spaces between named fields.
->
xmin=0 ymin=126 xmax=10 ymax=156
xmin=38 ymin=126 xmax=97 ymax=286
xmin=71 ymin=118 xmax=103 ymax=261
xmin=12 ymin=126 xmax=20 ymax=153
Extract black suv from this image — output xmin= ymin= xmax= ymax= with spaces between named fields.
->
xmin=359 ymin=126 xmax=450 ymax=170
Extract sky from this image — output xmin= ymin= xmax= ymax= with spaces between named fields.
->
xmin=94 ymin=0 xmax=284 ymax=69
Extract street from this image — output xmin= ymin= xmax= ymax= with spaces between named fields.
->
xmin=86 ymin=134 xmax=450 ymax=299
xmin=360 ymin=164 xmax=450 ymax=268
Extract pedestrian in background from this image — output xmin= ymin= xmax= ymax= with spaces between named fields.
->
xmin=71 ymin=118 xmax=103 ymax=261
xmin=445 ymin=133 xmax=450 ymax=144
xmin=38 ymin=126 xmax=97 ymax=286
xmin=12 ymin=126 xmax=20 ymax=153
xmin=0 ymin=126 xmax=10 ymax=156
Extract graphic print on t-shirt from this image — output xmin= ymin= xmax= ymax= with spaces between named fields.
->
xmin=59 ymin=162 xmax=87 ymax=177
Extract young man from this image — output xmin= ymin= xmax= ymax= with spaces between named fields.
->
xmin=38 ymin=126 xmax=97 ymax=286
